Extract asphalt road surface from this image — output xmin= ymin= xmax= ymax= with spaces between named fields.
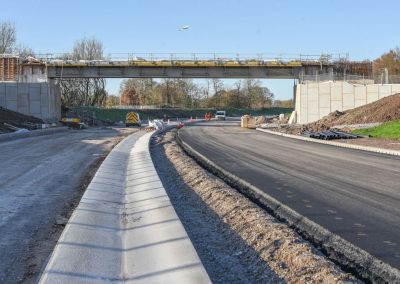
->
xmin=179 ymin=121 xmax=400 ymax=269
xmin=0 ymin=127 xmax=136 ymax=283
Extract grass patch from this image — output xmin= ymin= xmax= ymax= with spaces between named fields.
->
xmin=352 ymin=120 xmax=400 ymax=139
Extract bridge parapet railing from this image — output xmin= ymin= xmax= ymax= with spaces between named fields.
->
xmin=300 ymin=72 xmax=400 ymax=84
xmin=29 ymin=53 xmax=348 ymax=65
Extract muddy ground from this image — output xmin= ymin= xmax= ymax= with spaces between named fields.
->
xmin=0 ymin=127 xmax=137 ymax=284
xmin=151 ymin=130 xmax=360 ymax=283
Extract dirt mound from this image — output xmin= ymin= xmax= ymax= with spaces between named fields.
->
xmin=306 ymin=93 xmax=400 ymax=132
xmin=255 ymin=115 xmax=267 ymax=124
xmin=0 ymin=107 xmax=42 ymax=133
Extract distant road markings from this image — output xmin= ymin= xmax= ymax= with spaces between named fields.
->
xmin=357 ymin=232 xmax=367 ymax=236
xmin=305 ymin=205 xmax=312 ymax=208
xmin=327 ymin=209 xmax=337 ymax=214
xmin=287 ymin=195 xmax=293 ymax=198
xmin=354 ymin=223 xmax=365 ymax=228
xmin=383 ymin=240 xmax=397 ymax=246
xmin=334 ymin=216 xmax=343 ymax=221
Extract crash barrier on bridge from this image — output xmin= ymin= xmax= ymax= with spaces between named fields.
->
xmin=176 ymin=131 xmax=400 ymax=283
xmin=257 ymin=128 xmax=400 ymax=157
xmin=0 ymin=127 xmax=68 ymax=143
xmin=39 ymin=131 xmax=211 ymax=283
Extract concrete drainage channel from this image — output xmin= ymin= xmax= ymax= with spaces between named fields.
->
xmin=38 ymin=129 xmax=210 ymax=283
xmin=176 ymin=131 xmax=400 ymax=283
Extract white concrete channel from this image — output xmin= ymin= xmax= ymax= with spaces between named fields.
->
xmin=39 ymin=130 xmax=211 ymax=284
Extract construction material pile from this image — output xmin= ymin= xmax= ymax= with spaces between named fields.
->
xmin=241 ymin=115 xmax=257 ymax=129
xmin=303 ymin=130 xmax=362 ymax=140
xmin=305 ymin=93 xmax=400 ymax=132
xmin=0 ymin=107 xmax=43 ymax=133
xmin=148 ymin=119 xmax=166 ymax=130
xmin=255 ymin=115 xmax=267 ymax=125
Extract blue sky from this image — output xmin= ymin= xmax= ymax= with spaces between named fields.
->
xmin=1 ymin=0 xmax=399 ymax=99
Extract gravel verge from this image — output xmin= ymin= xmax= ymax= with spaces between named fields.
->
xmin=151 ymin=130 xmax=359 ymax=283
xmin=338 ymin=137 xmax=400 ymax=151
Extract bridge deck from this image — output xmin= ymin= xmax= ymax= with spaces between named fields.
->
xmin=23 ymin=59 xmax=314 ymax=68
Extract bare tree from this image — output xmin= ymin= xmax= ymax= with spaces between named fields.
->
xmin=212 ymin=79 xmax=224 ymax=108
xmin=0 ymin=21 xmax=16 ymax=53
xmin=72 ymin=38 xmax=103 ymax=60
xmin=233 ymin=80 xmax=242 ymax=108
xmin=60 ymin=37 xmax=107 ymax=107
xmin=15 ymin=44 xmax=34 ymax=57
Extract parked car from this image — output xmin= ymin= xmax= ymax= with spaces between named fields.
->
xmin=215 ymin=110 xmax=226 ymax=120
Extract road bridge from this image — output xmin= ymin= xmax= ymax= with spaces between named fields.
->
xmin=18 ymin=53 xmax=371 ymax=79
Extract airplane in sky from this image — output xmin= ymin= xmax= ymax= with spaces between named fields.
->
xmin=178 ymin=25 xmax=190 ymax=31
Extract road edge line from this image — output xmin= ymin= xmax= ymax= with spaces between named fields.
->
xmin=256 ymin=128 xmax=400 ymax=156
xmin=176 ymin=130 xmax=400 ymax=283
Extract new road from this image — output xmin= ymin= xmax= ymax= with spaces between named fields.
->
xmin=179 ymin=121 xmax=400 ymax=270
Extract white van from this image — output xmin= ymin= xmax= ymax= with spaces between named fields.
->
xmin=215 ymin=110 xmax=226 ymax=120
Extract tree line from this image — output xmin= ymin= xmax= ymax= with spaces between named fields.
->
xmin=373 ymin=48 xmax=400 ymax=75
xmin=119 ymin=78 xmax=275 ymax=109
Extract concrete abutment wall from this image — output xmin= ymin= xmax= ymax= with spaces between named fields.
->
xmin=295 ymin=82 xmax=400 ymax=124
xmin=0 ymin=81 xmax=61 ymax=122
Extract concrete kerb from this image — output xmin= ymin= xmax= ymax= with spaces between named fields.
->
xmin=0 ymin=127 xmax=69 ymax=143
xmin=256 ymin=128 xmax=400 ymax=157
xmin=39 ymin=129 xmax=211 ymax=284
xmin=176 ymin=131 xmax=400 ymax=283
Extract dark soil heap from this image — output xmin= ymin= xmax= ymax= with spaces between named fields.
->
xmin=0 ymin=107 xmax=43 ymax=133
xmin=305 ymin=93 xmax=400 ymax=132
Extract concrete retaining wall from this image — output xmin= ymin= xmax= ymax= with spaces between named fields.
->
xmin=295 ymin=82 xmax=400 ymax=124
xmin=0 ymin=82 xmax=61 ymax=122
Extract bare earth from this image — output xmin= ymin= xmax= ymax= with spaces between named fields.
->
xmin=260 ymin=93 xmax=400 ymax=151
xmin=151 ymin=130 xmax=360 ymax=283
xmin=0 ymin=127 xmax=137 ymax=284
xmin=339 ymin=137 xmax=400 ymax=151
xmin=264 ymin=126 xmax=400 ymax=151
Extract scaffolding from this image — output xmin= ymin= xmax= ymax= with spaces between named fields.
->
xmin=0 ymin=54 xmax=19 ymax=81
